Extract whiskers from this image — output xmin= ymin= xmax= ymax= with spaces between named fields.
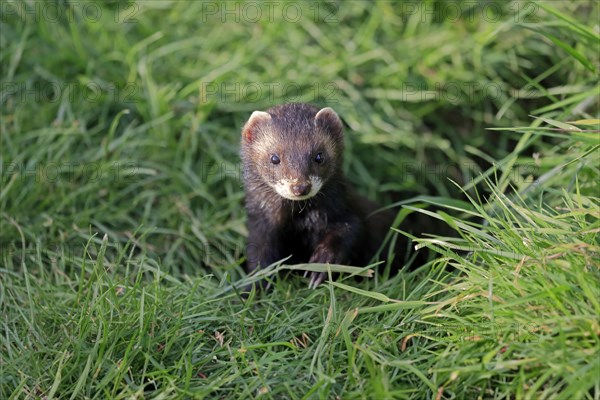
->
xmin=287 ymin=198 xmax=309 ymax=215
xmin=298 ymin=199 xmax=308 ymax=213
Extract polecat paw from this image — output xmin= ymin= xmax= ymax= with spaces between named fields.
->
xmin=308 ymin=271 xmax=326 ymax=289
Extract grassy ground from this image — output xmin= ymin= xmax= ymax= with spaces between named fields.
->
xmin=1 ymin=1 xmax=599 ymax=398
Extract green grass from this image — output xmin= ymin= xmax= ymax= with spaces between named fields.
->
xmin=1 ymin=1 xmax=599 ymax=398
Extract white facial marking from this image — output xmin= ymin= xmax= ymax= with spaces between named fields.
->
xmin=271 ymin=176 xmax=323 ymax=201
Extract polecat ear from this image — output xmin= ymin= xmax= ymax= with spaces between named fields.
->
xmin=242 ymin=111 xmax=271 ymax=142
xmin=314 ymin=107 xmax=343 ymax=138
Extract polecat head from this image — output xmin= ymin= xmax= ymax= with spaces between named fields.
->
xmin=241 ymin=103 xmax=344 ymax=201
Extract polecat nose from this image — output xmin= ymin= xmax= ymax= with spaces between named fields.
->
xmin=291 ymin=182 xmax=311 ymax=196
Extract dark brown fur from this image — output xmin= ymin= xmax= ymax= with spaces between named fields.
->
xmin=241 ymin=103 xmax=411 ymax=287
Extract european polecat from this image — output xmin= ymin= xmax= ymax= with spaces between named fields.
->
xmin=241 ymin=103 xmax=409 ymax=288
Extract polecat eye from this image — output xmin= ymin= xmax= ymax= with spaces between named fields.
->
xmin=314 ymin=152 xmax=324 ymax=164
xmin=270 ymin=154 xmax=281 ymax=165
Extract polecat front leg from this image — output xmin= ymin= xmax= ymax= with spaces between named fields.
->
xmin=307 ymin=219 xmax=360 ymax=288
xmin=246 ymin=214 xmax=283 ymax=280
